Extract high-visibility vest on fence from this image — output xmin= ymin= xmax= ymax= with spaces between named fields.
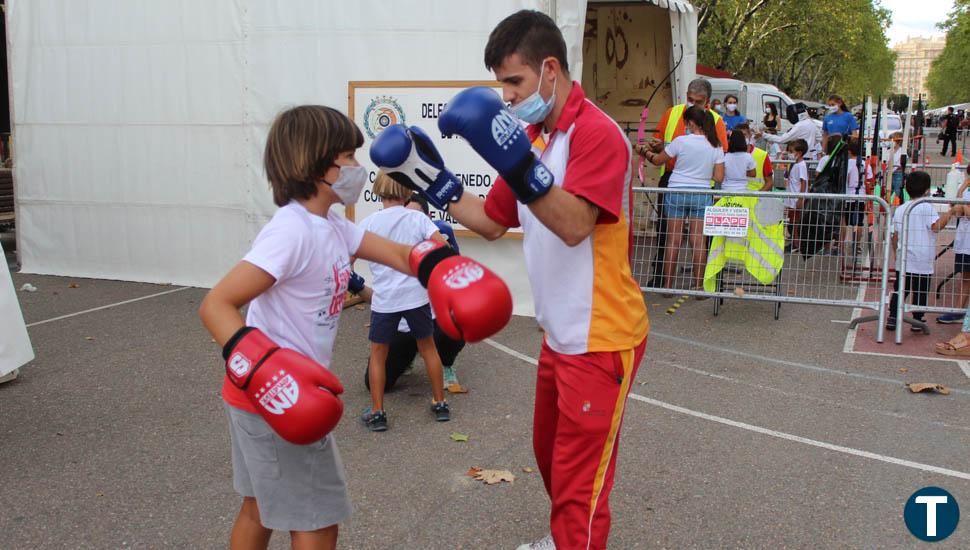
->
xmin=661 ymin=103 xmax=724 ymax=177
xmin=748 ymin=147 xmax=768 ymax=190
xmin=703 ymin=196 xmax=786 ymax=292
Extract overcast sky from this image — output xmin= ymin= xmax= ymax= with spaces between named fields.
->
xmin=883 ymin=0 xmax=954 ymax=45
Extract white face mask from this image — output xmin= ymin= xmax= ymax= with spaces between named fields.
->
xmin=326 ymin=165 xmax=368 ymax=205
xmin=765 ymin=107 xmax=772 ymax=114
xmin=726 ymin=103 xmax=738 ymax=113
xmin=827 ymin=105 xmax=839 ymax=114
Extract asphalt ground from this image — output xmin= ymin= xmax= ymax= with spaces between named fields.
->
xmin=1 ymin=270 xmax=969 ymax=549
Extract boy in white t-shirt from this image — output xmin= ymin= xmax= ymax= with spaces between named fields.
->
xmin=843 ymin=139 xmax=873 ymax=262
xmin=784 ymin=139 xmax=809 ymax=252
xmin=199 ymin=106 xmax=429 ymax=548
xmin=888 ymin=171 xmax=951 ymax=331
xmin=357 ymin=173 xmax=450 ymax=431
xmin=938 ymin=164 xmax=970 ymax=324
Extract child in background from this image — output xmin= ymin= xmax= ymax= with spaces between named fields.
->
xmin=843 ymin=138 xmax=872 ymax=263
xmin=721 ymin=130 xmax=756 ymax=193
xmin=938 ymin=163 xmax=970 ymax=324
xmin=888 ymin=171 xmax=951 ymax=331
xmin=784 ymin=139 xmax=809 ymax=253
xmin=357 ymin=173 xmax=450 ymax=431
xmin=404 ymin=194 xmax=465 ymax=388
xmin=890 ymin=132 xmax=905 ymax=201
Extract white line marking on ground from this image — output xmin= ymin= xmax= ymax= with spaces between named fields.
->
xmin=483 ymin=338 xmax=970 ymax=482
xmin=842 ymin=284 xmax=866 ymax=353
xmin=655 ymin=359 xmax=970 ymax=432
xmin=26 ymin=287 xmax=191 ymax=328
xmin=958 ymin=360 xmax=970 ymax=380
xmin=627 ymin=393 xmax=970 ymax=481
xmin=830 ymin=319 xmax=850 ymax=324
xmin=648 ymin=330 xmax=970 ymax=396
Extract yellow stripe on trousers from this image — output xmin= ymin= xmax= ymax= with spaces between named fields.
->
xmin=585 ymin=347 xmax=634 ymax=549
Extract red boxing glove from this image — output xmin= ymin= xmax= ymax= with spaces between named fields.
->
xmin=223 ymin=327 xmax=344 ymax=445
xmin=409 ymin=240 xmax=513 ymax=342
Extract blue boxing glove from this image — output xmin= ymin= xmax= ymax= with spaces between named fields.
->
xmin=438 ymin=87 xmax=554 ymax=204
xmin=347 ymin=272 xmax=365 ymax=296
xmin=369 ymin=124 xmax=464 ymax=211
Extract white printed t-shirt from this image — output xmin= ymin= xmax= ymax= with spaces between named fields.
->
xmin=893 ymin=201 xmax=939 ymax=274
xmin=357 ymin=205 xmax=439 ymax=313
xmin=665 ymin=134 xmax=725 ymax=188
xmin=722 ymin=151 xmax=756 ymax=192
xmin=785 ymin=160 xmax=808 ymax=208
xmin=222 ymin=201 xmax=364 ymax=413
xmin=954 ymin=189 xmax=970 ymax=254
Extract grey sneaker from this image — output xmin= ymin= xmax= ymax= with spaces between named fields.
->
xmin=361 ymin=408 xmax=388 ymax=432
xmin=0 ymin=369 xmax=19 ymax=384
xmin=516 ymin=534 xmax=555 ymax=550
xmin=443 ymin=366 xmax=459 ymax=388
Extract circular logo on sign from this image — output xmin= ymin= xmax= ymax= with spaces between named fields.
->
xmin=904 ymin=486 xmax=959 ymax=541
xmin=363 ymin=96 xmax=406 ymax=139
xmin=444 ymin=262 xmax=484 ymax=289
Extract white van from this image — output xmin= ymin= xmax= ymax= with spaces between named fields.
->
xmin=704 ymin=77 xmax=797 ymax=134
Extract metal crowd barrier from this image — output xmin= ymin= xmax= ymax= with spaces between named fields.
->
xmin=631 ymin=187 xmax=893 ymax=341
xmin=894 ymin=196 xmax=970 ymax=343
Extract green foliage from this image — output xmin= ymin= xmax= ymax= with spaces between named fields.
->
xmin=926 ymin=0 xmax=970 ymax=106
xmin=693 ymin=0 xmax=895 ymax=102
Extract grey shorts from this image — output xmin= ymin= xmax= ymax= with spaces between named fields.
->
xmin=224 ymin=402 xmax=352 ymax=532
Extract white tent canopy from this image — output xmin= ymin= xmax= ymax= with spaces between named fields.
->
xmin=8 ymin=0 xmax=696 ymax=316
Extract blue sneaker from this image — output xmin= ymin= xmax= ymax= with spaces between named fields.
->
xmin=361 ymin=408 xmax=388 ymax=432
xmin=936 ymin=313 xmax=965 ymax=324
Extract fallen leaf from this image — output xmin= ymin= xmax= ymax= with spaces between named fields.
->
xmin=472 ymin=469 xmax=516 ymax=485
xmin=84 ymin=336 xmax=95 ymax=341
xmin=522 ymin=467 xmax=534 ymax=473
xmin=466 ymin=466 xmax=482 ymax=477
xmin=364 ymin=323 xmax=371 ymax=328
xmin=95 ymin=492 xmax=104 ymax=497
xmin=447 ymin=383 xmax=469 ymax=394
xmin=355 ymin=304 xmax=365 ymax=310
xmin=906 ymin=383 xmax=950 ymax=395
xmin=450 ymin=432 xmax=469 ymax=442
xmin=899 ymin=368 xmax=908 ymax=373
xmin=68 ymin=283 xmax=79 ymax=288
xmin=733 ymin=287 xmax=745 ymax=297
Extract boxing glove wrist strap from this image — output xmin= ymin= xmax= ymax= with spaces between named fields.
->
xmin=415 ymin=246 xmax=458 ymax=287
xmin=504 ymin=155 xmax=554 ymax=204
xmin=223 ymin=326 xmax=281 ymax=390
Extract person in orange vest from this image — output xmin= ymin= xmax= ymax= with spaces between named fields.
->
xmin=636 ymin=78 xmax=728 ymax=287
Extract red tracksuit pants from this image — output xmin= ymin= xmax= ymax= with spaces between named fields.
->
xmin=534 ymin=337 xmax=647 ymax=550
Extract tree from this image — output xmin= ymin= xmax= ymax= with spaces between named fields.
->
xmin=926 ymin=0 xmax=970 ymax=106
xmin=693 ymin=0 xmax=895 ymax=102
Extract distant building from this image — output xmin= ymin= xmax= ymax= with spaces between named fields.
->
xmin=892 ymin=36 xmax=946 ymax=103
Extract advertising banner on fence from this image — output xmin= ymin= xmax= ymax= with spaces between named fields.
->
xmin=703 ymin=206 xmax=750 ymax=237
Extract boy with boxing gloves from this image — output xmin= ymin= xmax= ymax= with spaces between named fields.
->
xmin=199 ymin=105 xmax=511 ymax=549
xmin=371 ymin=11 xmax=647 ymax=550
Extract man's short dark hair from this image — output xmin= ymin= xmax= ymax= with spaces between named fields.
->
xmin=906 ymin=171 xmax=931 ymax=198
xmin=484 ymin=10 xmax=569 ymax=75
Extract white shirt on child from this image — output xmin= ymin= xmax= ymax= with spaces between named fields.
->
xmin=243 ymin=201 xmax=364 ymax=366
xmin=893 ymin=201 xmax=939 ymax=275
xmin=722 ymin=152 xmax=756 ymax=192
xmin=785 ymin=160 xmax=808 ymax=208
xmin=954 ymin=190 xmax=970 ymax=254
xmin=357 ymin=205 xmax=440 ymax=313
xmin=665 ymin=134 xmax=725 ymax=188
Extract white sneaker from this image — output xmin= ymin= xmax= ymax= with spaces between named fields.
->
xmin=0 ymin=368 xmax=19 ymax=384
xmin=516 ymin=534 xmax=555 ymax=550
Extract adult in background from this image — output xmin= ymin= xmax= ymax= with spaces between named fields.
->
xmin=370 ymin=10 xmax=647 ymax=549
xmin=822 ymin=94 xmax=858 ymax=153
xmin=763 ymin=103 xmax=780 ymax=135
xmin=760 ymin=102 xmax=819 ymax=160
xmin=941 ymin=106 xmax=959 ymax=157
xmin=644 ymin=106 xmax=725 ymax=293
xmin=722 ymin=94 xmax=746 ymax=132
xmin=639 ymin=78 xmax=728 ymax=287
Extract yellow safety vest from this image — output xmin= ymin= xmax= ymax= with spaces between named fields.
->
xmin=661 ymin=104 xmax=723 ymax=177
xmin=703 ymin=195 xmax=785 ymax=292
xmin=748 ymin=147 xmax=768 ymax=190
